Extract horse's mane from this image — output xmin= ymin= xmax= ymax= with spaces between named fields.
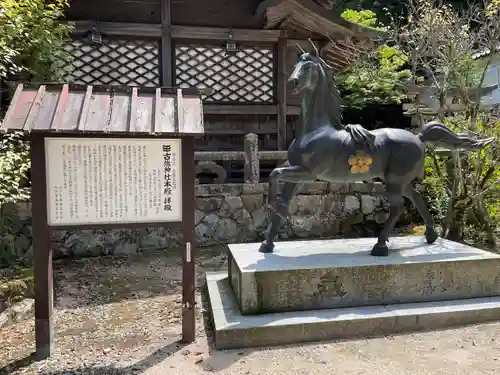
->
xmin=316 ymin=62 xmax=343 ymax=130
xmin=316 ymin=57 xmax=378 ymax=153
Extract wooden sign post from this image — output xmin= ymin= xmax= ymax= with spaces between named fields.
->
xmin=1 ymin=84 xmax=204 ymax=360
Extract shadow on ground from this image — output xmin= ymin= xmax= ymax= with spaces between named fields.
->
xmin=52 ymin=245 xmax=228 ymax=309
xmin=1 ymin=340 xmax=187 ymax=375
xmin=0 ymin=285 xmax=249 ymax=375
xmin=0 ymin=245 xmax=233 ymax=374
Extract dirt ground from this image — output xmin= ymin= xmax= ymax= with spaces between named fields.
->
xmin=1 ymin=245 xmax=500 ymax=375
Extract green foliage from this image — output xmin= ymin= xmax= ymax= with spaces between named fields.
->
xmin=392 ymin=0 xmax=500 ymax=247
xmin=340 ymin=0 xmax=410 ymax=25
xmin=0 ymin=1 xmax=73 ymax=265
xmin=423 ymin=114 xmax=500 ymax=246
xmin=422 ymin=155 xmax=449 ymax=221
xmin=0 ymin=0 xmax=72 ymax=204
xmin=336 ymin=9 xmax=411 ymax=109
xmin=340 ymin=0 xmax=477 ymax=26
xmin=488 ymin=0 xmax=500 ymax=15
xmin=0 ymin=132 xmax=30 ymax=204
xmin=0 ymin=132 xmax=30 ymax=266
xmin=0 ymin=0 xmax=73 ymax=81
xmin=337 ymin=9 xmax=413 ymax=108
xmin=340 ymin=9 xmax=387 ymax=30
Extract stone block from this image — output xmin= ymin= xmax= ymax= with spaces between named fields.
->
xmin=361 ymin=195 xmax=376 ymax=215
xmin=242 ymin=183 xmax=266 ymax=195
xmin=251 ymin=208 xmax=267 ymax=229
xmin=220 ymin=196 xmax=243 ymax=217
xmin=290 ymin=195 xmax=324 ymax=216
xmin=206 ymin=272 xmax=500 ymax=350
xmin=241 ymin=195 xmax=264 ymax=213
xmin=344 ymin=195 xmax=360 ymax=212
xmin=228 ymin=237 xmax=500 ymax=314
xmin=196 ymin=184 xmax=243 ymax=197
xmin=196 ymin=197 xmax=223 ymax=212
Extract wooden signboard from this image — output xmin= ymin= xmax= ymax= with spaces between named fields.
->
xmin=44 ymin=138 xmax=183 ymax=226
xmin=1 ymin=84 xmax=204 ymax=360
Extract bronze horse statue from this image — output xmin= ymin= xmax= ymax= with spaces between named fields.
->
xmin=260 ymin=41 xmax=494 ymax=257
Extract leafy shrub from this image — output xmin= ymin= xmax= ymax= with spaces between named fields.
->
xmin=337 ymin=9 xmax=411 ymax=109
xmin=422 ymin=154 xmax=449 ymax=222
xmin=0 ymin=0 xmax=73 ymax=205
xmin=422 ymin=114 xmax=500 ymax=247
xmin=0 ymin=0 xmax=73 ymax=81
xmin=0 ymin=0 xmax=73 ymax=265
xmin=341 ymin=9 xmax=387 ymax=30
xmin=0 ymin=132 xmax=30 ymax=204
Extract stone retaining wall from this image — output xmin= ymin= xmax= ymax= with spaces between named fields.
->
xmin=0 ymin=182 xmax=413 ymax=260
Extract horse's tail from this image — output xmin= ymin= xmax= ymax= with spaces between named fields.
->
xmin=418 ymin=121 xmax=495 ymax=150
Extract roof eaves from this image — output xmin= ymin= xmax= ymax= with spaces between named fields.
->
xmin=255 ymin=0 xmax=387 ymax=40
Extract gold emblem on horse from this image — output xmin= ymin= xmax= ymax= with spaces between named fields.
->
xmin=348 ymin=151 xmax=373 ymax=174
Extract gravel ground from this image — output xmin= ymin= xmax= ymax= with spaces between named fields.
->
xmin=2 ymin=245 xmax=500 ymax=375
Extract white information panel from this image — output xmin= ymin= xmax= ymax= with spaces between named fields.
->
xmin=44 ymin=137 xmax=182 ymax=226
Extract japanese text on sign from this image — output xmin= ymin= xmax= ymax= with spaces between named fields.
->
xmin=44 ymin=138 xmax=182 ymax=226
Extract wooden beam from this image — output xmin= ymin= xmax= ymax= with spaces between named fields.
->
xmin=180 ymin=136 xmax=196 ymax=344
xmin=161 ymin=0 xmax=173 ymax=86
xmin=171 ymin=26 xmax=283 ymax=42
xmin=71 ymin=21 xmax=161 ymax=37
xmin=202 ymin=104 xmax=301 ymax=115
xmin=70 ymin=21 xmax=283 ymax=42
xmin=277 ymin=35 xmax=287 ymax=150
xmin=203 ymin=104 xmax=277 ymax=115
xmin=195 ymin=150 xmax=288 ymax=161
xmin=287 ymin=106 xmax=300 ymax=115
xmin=31 ymin=133 xmax=54 ymax=360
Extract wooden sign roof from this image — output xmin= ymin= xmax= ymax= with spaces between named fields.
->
xmin=1 ymin=84 xmax=205 ymax=135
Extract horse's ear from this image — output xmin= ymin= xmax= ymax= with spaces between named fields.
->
xmin=308 ymin=38 xmax=319 ymax=57
xmin=296 ymin=43 xmax=306 ymax=58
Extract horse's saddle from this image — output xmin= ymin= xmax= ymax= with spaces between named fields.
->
xmin=344 ymin=124 xmax=377 ymax=153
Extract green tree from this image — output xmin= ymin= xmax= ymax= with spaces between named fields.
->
xmin=1 ymin=0 xmax=73 ymax=204
xmin=336 ymin=9 xmax=411 ymax=108
xmin=0 ymin=0 xmax=73 ymax=265
xmin=340 ymin=9 xmax=386 ymax=29
xmin=0 ymin=0 xmax=73 ymax=82
xmin=393 ymin=0 xmax=500 ymax=247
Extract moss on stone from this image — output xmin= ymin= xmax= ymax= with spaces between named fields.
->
xmin=406 ymin=225 xmax=426 ymax=236
xmin=0 ymin=266 xmax=34 ymax=310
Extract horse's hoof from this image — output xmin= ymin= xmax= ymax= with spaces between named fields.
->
xmin=425 ymin=228 xmax=439 ymax=244
xmin=259 ymin=241 xmax=274 ymax=253
xmin=371 ymin=243 xmax=389 ymax=257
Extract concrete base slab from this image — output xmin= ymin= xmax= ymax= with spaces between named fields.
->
xmin=207 ymin=272 xmax=500 ymax=350
xmin=228 ymin=237 xmax=500 ymax=314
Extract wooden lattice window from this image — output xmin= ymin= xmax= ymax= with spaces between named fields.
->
xmin=175 ymin=43 xmax=275 ymax=103
xmin=63 ymin=37 xmax=160 ymax=87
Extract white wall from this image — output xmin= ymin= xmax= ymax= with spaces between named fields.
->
xmin=480 ymin=54 xmax=500 ymax=105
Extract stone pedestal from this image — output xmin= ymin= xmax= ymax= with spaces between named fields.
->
xmin=228 ymin=237 xmax=500 ymax=314
xmin=206 ymin=237 xmax=500 ymax=349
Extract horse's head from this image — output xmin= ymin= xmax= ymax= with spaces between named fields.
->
xmin=288 ymin=39 xmax=332 ymax=95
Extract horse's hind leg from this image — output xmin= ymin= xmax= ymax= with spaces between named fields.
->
xmin=371 ymin=184 xmax=406 ymax=256
xmin=259 ymin=182 xmax=301 ymax=253
xmin=404 ymin=184 xmax=439 ymax=244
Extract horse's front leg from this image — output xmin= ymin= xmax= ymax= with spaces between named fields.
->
xmin=259 ymin=166 xmax=315 ymax=253
xmin=267 ymin=165 xmax=315 ymax=216
xmin=259 ymin=182 xmax=301 ymax=253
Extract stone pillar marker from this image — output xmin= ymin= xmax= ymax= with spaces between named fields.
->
xmin=244 ymin=133 xmax=259 ymax=183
